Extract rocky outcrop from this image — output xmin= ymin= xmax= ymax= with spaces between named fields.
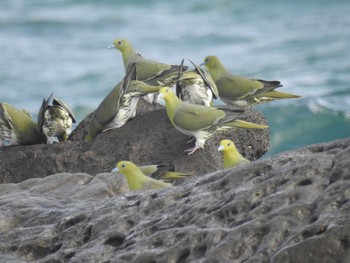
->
xmin=0 ymin=138 xmax=349 ymax=262
xmin=0 ymin=99 xmax=269 ymax=184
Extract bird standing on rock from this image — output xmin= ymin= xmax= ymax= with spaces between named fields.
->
xmin=202 ymin=55 xmax=300 ymax=107
xmin=0 ymin=102 xmax=44 ymax=146
xmin=38 ymin=94 xmax=76 ymax=144
xmin=109 ymin=38 xmax=188 ymax=104
xmin=85 ymin=64 xmax=164 ymax=142
xmin=113 ymin=161 xmax=172 ymax=190
xmin=176 ymin=59 xmax=218 ymax=106
xmin=218 ymin=139 xmax=250 ymax=169
xmin=158 ymin=87 xmax=268 ymax=155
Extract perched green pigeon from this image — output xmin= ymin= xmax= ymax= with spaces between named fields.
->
xmin=113 ymin=161 xmax=172 ymax=190
xmin=218 ymin=139 xmax=250 ymax=169
xmin=85 ymin=64 xmax=163 ymax=142
xmin=203 ymin=56 xmax=300 ymax=107
xmin=0 ymin=102 xmax=44 ymax=146
xmin=158 ymin=87 xmax=268 ymax=155
xmin=38 ymin=94 xmax=76 ymax=144
xmin=176 ymin=59 xmax=218 ymax=106
xmin=109 ymin=38 xmax=188 ymax=104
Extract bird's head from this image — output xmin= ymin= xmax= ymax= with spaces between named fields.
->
xmin=218 ymin=139 xmax=237 ymax=153
xmin=202 ymin=55 xmax=220 ymax=70
xmin=158 ymin=87 xmax=174 ymax=102
xmin=109 ymin=38 xmax=130 ymax=52
xmin=112 ymin=160 xmax=137 ymax=174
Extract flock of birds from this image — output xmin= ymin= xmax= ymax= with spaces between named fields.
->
xmin=0 ymin=38 xmax=301 ymax=190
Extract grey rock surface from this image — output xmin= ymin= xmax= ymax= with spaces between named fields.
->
xmin=0 ymin=99 xmax=269 ymax=184
xmin=0 ymin=138 xmax=349 ymax=262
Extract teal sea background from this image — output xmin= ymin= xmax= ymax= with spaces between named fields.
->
xmin=0 ymin=0 xmax=349 ymax=156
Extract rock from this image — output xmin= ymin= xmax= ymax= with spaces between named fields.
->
xmin=0 ymin=138 xmax=349 ymax=262
xmin=0 ymin=99 xmax=269 ymax=184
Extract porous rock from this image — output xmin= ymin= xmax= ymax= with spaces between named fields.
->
xmin=0 ymin=99 xmax=269 ymax=184
xmin=0 ymin=138 xmax=349 ymax=262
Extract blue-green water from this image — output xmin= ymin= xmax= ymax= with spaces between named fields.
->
xmin=1 ymin=0 xmax=349 ymax=155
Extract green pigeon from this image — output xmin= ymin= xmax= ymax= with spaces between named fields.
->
xmin=112 ymin=161 xmax=172 ymax=190
xmin=38 ymin=94 xmax=76 ymax=144
xmin=85 ymin=64 xmax=163 ymax=142
xmin=218 ymin=139 xmax=250 ymax=169
xmin=176 ymin=58 xmax=219 ymax=106
xmin=109 ymin=38 xmax=188 ymax=104
xmin=202 ymin=55 xmax=300 ymax=107
xmin=158 ymin=87 xmax=268 ymax=155
xmin=0 ymin=102 xmax=44 ymax=146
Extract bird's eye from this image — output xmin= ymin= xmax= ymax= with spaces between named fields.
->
xmin=121 ymin=164 xmax=126 ymax=168
xmin=205 ymin=58 xmax=209 ymax=62
xmin=118 ymin=41 xmax=122 ymax=45
xmin=227 ymin=143 xmax=231 ymax=146
xmin=166 ymin=89 xmax=169 ymax=93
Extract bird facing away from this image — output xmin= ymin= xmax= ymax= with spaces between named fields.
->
xmin=176 ymin=58 xmax=219 ymax=107
xmin=218 ymin=139 xmax=251 ymax=169
xmin=138 ymin=163 xmax=192 ymax=181
xmin=158 ymin=87 xmax=268 ymax=155
xmin=0 ymin=102 xmax=44 ymax=146
xmin=112 ymin=161 xmax=172 ymax=190
xmin=38 ymin=94 xmax=76 ymax=144
xmin=85 ymin=64 xmax=163 ymax=142
xmin=203 ymin=56 xmax=300 ymax=107
xmin=109 ymin=38 xmax=188 ymax=87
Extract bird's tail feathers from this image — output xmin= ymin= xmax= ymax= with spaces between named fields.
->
xmin=227 ymin=120 xmax=268 ymax=129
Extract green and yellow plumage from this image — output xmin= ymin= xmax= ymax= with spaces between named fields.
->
xmin=85 ymin=64 xmax=163 ymax=142
xmin=0 ymin=102 xmax=44 ymax=146
xmin=113 ymin=161 xmax=172 ymax=190
xmin=203 ymin=55 xmax=300 ymax=107
xmin=218 ymin=139 xmax=250 ymax=169
xmin=158 ymin=87 xmax=268 ymax=155
xmin=138 ymin=164 xmax=192 ymax=181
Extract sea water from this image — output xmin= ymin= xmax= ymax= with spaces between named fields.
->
xmin=0 ymin=0 xmax=349 ymax=156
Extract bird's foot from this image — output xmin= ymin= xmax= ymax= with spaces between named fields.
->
xmin=184 ymin=146 xmax=202 ymax=156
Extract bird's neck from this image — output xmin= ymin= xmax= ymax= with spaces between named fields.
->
xmin=125 ymin=170 xmax=147 ymax=190
xmin=165 ymin=95 xmax=181 ymax=123
xmin=122 ymin=47 xmax=138 ymax=70
xmin=211 ymin=63 xmax=227 ymax=82
xmin=223 ymin=150 xmax=241 ymax=168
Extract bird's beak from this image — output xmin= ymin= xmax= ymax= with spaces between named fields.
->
xmin=200 ymin=62 xmax=205 ymax=66
xmin=158 ymin=93 xmax=164 ymax=100
xmin=112 ymin=167 xmax=119 ymax=172
xmin=218 ymin=145 xmax=224 ymax=152
xmin=108 ymin=44 xmax=115 ymax=49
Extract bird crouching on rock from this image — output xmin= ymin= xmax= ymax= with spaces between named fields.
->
xmin=112 ymin=161 xmax=172 ymax=190
xmin=218 ymin=139 xmax=250 ymax=169
xmin=0 ymin=102 xmax=44 ymax=146
xmin=85 ymin=64 xmax=164 ymax=142
xmin=158 ymin=87 xmax=268 ymax=155
xmin=176 ymin=58 xmax=218 ymax=107
xmin=38 ymin=94 xmax=76 ymax=144
xmin=136 ymin=163 xmax=192 ymax=181
xmin=202 ymin=55 xmax=300 ymax=107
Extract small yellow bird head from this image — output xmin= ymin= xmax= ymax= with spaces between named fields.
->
xmin=218 ymin=139 xmax=238 ymax=153
xmin=203 ymin=55 xmax=220 ymax=70
xmin=158 ymin=87 xmax=174 ymax=102
xmin=113 ymin=160 xmax=137 ymax=174
xmin=110 ymin=38 xmax=130 ymax=52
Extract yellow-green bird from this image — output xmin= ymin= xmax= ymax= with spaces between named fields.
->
xmin=218 ymin=139 xmax=250 ymax=169
xmin=109 ymin=38 xmax=188 ymax=87
xmin=158 ymin=87 xmax=268 ymax=155
xmin=85 ymin=64 xmax=163 ymax=142
xmin=112 ymin=161 xmax=172 ymax=190
xmin=202 ymin=56 xmax=300 ymax=107
xmin=176 ymin=59 xmax=218 ymax=106
xmin=0 ymin=102 xmax=44 ymax=146
xmin=38 ymin=94 xmax=76 ymax=144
